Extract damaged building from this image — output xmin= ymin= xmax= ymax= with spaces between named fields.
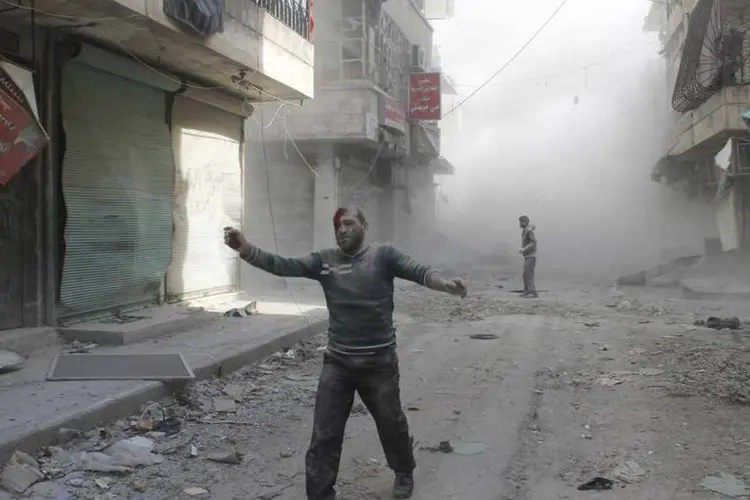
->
xmin=0 ymin=0 xmax=314 ymax=337
xmin=646 ymin=0 xmax=750 ymax=254
xmin=242 ymin=0 xmax=457 ymax=295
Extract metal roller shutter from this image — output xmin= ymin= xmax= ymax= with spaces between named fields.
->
xmin=165 ymin=96 xmax=242 ymax=301
xmin=59 ymin=62 xmax=174 ymax=318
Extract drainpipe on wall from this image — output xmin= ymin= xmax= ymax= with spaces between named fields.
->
xmin=41 ymin=34 xmax=79 ymax=326
xmin=40 ymin=31 xmax=60 ymax=326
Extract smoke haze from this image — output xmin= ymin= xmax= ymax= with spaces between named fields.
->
xmin=432 ymin=0 xmax=718 ymax=280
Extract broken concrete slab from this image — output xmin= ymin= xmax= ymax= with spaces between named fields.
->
xmin=0 ymin=451 xmax=45 ymax=493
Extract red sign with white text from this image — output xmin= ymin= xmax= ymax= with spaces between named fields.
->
xmin=0 ymin=66 xmax=48 ymax=186
xmin=382 ymin=96 xmax=406 ymax=134
xmin=409 ymin=72 xmax=441 ymax=120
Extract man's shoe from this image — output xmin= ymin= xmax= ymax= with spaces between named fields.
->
xmin=393 ymin=472 xmax=414 ymax=499
xmin=524 ymin=293 xmax=538 ymax=299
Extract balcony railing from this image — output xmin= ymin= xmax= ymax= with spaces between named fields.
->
xmin=248 ymin=0 xmax=310 ymax=39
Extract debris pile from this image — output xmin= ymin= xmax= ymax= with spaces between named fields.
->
xmin=0 ymin=332 xmax=329 ymax=499
xmin=653 ymin=337 xmax=750 ymax=404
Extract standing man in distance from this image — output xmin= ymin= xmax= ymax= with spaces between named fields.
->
xmin=223 ymin=206 xmax=467 ymax=500
xmin=518 ymin=215 xmax=538 ymax=298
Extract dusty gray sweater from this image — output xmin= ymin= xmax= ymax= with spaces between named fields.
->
xmin=242 ymin=243 xmax=434 ymax=355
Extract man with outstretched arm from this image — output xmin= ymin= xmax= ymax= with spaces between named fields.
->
xmin=223 ymin=206 xmax=467 ymax=500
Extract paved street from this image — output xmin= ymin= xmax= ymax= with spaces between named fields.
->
xmin=23 ymin=269 xmax=750 ymax=499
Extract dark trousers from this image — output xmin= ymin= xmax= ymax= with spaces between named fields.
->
xmin=523 ymin=256 xmax=537 ymax=294
xmin=305 ymin=348 xmax=415 ymax=500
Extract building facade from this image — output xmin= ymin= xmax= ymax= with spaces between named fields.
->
xmin=243 ymin=0 xmax=455 ymax=294
xmin=646 ymin=0 xmax=750 ymax=251
xmin=0 ymin=0 xmax=313 ymax=331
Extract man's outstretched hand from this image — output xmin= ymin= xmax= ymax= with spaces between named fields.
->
xmin=444 ymin=277 xmax=468 ymax=298
xmin=223 ymin=227 xmax=248 ymax=251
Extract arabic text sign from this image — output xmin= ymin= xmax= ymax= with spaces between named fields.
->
xmin=382 ymin=96 xmax=406 ymax=134
xmin=0 ymin=65 xmax=48 ymax=186
xmin=409 ymin=72 xmax=441 ymax=121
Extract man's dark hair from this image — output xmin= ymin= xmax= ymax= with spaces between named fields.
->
xmin=333 ymin=206 xmax=367 ymax=229
xmin=519 ymin=215 xmax=530 ymax=224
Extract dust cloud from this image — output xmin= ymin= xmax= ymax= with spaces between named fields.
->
xmin=432 ymin=0 xmax=717 ymax=280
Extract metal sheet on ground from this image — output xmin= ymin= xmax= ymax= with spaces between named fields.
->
xmin=46 ymin=353 xmax=195 ymax=381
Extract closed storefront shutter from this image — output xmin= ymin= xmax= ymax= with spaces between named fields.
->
xmin=59 ymin=61 xmax=175 ymax=318
xmin=166 ymin=96 xmax=243 ymax=301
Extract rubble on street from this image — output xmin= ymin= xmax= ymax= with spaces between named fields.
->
xmin=2 ymin=279 xmax=750 ymax=498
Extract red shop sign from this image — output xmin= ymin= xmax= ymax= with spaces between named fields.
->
xmin=408 ymin=72 xmax=441 ymax=121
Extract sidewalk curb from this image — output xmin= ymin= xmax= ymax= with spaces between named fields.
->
xmin=0 ymin=318 xmax=328 ymax=464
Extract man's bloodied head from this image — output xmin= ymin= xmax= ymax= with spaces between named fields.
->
xmin=333 ymin=206 xmax=368 ymax=253
xmin=519 ymin=215 xmax=530 ymax=229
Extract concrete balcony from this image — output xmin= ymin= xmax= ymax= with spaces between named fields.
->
xmin=669 ymin=86 xmax=750 ymax=159
xmin=30 ymin=0 xmax=314 ymax=101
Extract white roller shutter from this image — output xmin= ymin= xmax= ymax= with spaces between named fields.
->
xmin=166 ymin=96 xmax=243 ymax=301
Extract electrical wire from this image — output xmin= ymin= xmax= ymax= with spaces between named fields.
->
xmin=350 ymin=139 xmax=386 ymax=189
xmin=256 ymin=105 xmax=316 ymax=334
xmin=443 ymin=0 xmax=570 ymax=118
xmin=451 ymin=37 xmax=651 ymax=90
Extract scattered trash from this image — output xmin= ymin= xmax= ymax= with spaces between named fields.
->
xmin=50 ymin=436 xmax=164 ymax=473
xmin=64 ymin=341 xmax=98 ymax=354
xmin=133 ymin=403 xmax=182 ymax=436
xmin=469 ymin=334 xmax=499 ymax=340
xmin=26 ymin=481 xmax=68 ymax=498
xmin=422 ymin=440 xmax=488 ymax=456
xmin=423 ymin=441 xmax=453 ymax=453
xmin=189 ymin=445 xmax=198 ymax=457
xmin=584 ymin=321 xmax=600 ymax=328
xmin=222 ymin=384 xmax=246 ymax=400
xmin=613 ymin=461 xmax=646 ymax=483
xmin=56 ymin=428 xmax=83 ymax=446
xmin=597 ymin=377 xmax=624 ymax=387
xmin=705 ymin=317 xmax=741 ymax=331
xmin=616 ymin=301 xmax=633 ymax=312
xmin=0 ymin=350 xmax=25 ymax=373
xmin=638 ymin=368 xmax=663 ymax=376
xmin=223 ymin=301 xmax=257 ymax=317
xmin=206 ymin=448 xmax=243 ymax=465
xmin=94 ymin=477 xmax=111 ymax=489
xmin=577 ymin=477 xmax=614 ymax=491
xmin=274 ymin=349 xmax=296 ymax=360
xmin=638 ymin=319 xmax=651 ymax=324
xmin=701 ymin=472 xmax=748 ymax=497
xmin=183 ymin=486 xmax=209 ymax=496
xmin=0 ymin=450 xmax=45 ymax=493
